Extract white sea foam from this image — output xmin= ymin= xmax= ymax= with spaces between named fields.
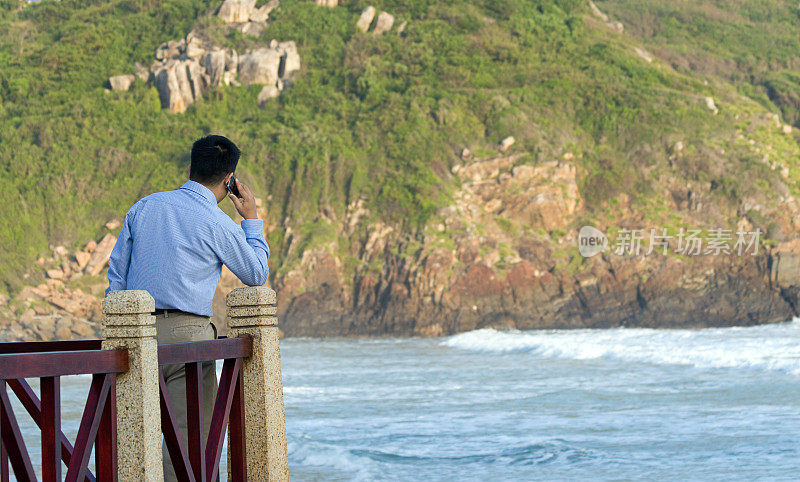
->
xmin=441 ymin=319 xmax=800 ymax=375
xmin=289 ymin=437 xmax=378 ymax=481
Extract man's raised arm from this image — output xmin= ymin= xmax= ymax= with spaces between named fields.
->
xmin=217 ymin=179 xmax=270 ymax=286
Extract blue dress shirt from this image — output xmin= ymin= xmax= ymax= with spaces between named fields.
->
xmin=105 ymin=180 xmax=270 ymax=317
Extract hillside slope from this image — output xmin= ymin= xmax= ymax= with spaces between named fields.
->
xmin=596 ymin=0 xmax=800 ymax=125
xmin=2 ymin=0 xmax=800 ymax=338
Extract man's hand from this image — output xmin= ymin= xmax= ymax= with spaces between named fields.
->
xmin=229 ymin=179 xmax=258 ymax=219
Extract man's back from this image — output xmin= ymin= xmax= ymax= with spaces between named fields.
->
xmin=106 ymin=180 xmax=269 ymax=317
xmin=104 ymin=135 xmax=267 ymax=482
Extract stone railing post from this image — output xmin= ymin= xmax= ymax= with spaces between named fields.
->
xmin=101 ymin=290 xmax=163 ymax=481
xmin=226 ymin=286 xmax=288 ymax=481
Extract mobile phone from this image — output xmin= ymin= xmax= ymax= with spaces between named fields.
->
xmin=227 ymin=174 xmax=240 ymax=197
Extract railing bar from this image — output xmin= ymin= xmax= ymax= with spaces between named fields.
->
xmin=96 ymin=373 xmax=118 ymax=482
xmin=65 ymin=374 xmax=111 ymax=482
xmin=6 ymin=380 xmax=41 ymax=425
xmin=0 ymin=437 xmax=7 ymax=482
xmin=229 ymin=364 xmax=246 ymax=482
xmin=0 ymin=350 xmax=128 ymax=379
xmin=1 ymin=380 xmax=9 ymax=482
xmin=0 ymin=381 xmax=37 ymax=482
xmin=185 ymin=362 xmax=207 ymax=482
xmin=205 ymin=358 xmax=241 ymax=480
xmin=0 ymin=340 xmax=102 ymax=354
xmin=159 ymin=371 xmax=196 ymax=482
xmin=6 ymin=379 xmax=95 ymax=482
xmin=158 ymin=337 xmax=252 ymax=366
xmin=41 ymin=376 xmax=61 ymax=480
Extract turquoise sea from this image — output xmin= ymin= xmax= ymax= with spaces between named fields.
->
xmin=9 ymin=319 xmax=800 ymax=480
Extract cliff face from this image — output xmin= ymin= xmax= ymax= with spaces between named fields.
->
xmin=6 ymin=146 xmax=800 ymax=341
xmin=272 ymin=243 xmax=799 ymax=337
xmin=206 ymin=150 xmax=800 ymax=337
xmin=8 ymin=163 xmax=800 ymax=342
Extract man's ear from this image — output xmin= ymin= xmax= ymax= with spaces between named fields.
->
xmin=187 ymin=164 xmax=191 ymax=179
xmin=224 ymin=172 xmax=234 ymax=184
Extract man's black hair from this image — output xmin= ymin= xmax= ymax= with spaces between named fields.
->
xmin=190 ymin=135 xmax=240 ymax=185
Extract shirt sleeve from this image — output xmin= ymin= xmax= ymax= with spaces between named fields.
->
xmin=105 ymin=201 xmax=140 ymax=296
xmin=216 ymin=218 xmax=270 ymax=286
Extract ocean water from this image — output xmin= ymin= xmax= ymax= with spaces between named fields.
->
xmin=7 ymin=320 xmax=800 ymax=480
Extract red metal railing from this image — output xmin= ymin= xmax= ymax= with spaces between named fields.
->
xmin=158 ymin=337 xmax=251 ymax=482
xmin=0 ymin=336 xmax=252 ymax=481
xmin=0 ymin=340 xmax=128 ymax=482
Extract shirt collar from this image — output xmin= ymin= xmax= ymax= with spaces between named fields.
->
xmin=180 ymin=180 xmax=218 ymax=205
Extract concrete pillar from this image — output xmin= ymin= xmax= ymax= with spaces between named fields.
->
xmin=102 ymin=290 xmax=164 ymax=481
xmin=226 ymin=286 xmax=288 ymax=481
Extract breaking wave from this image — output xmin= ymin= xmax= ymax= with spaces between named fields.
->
xmin=441 ymin=319 xmax=800 ymax=375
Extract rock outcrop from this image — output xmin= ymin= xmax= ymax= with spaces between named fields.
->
xmin=218 ymin=0 xmax=256 ymax=23
xmin=588 ymin=0 xmax=623 ymax=33
xmin=218 ymin=0 xmax=279 ymax=23
xmin=111 ymin=27 xmax=300 ymax=113
xmin=705 ymin=96 xmax=719 ymax=114
xmin=373 ymin=12 xmax=395 ymax=35
xmin=499 ymin=136 xmax=515 ymax=152
xmin=357 ymin=7 xmax=397 ymax=34
xmin=154 ymin=59 xmax=205 ymax=114
xmin=356 ymin=6 xmax=375 ymax=32
xmin=277 ymin=41 xmax=301 ymax=77
xmin=634 ymin=47 xmax=653 ymax=63
xmin=258 ymin=84 xmax=281 ymax=106
xmin=239 ymin=48 xmax=282 ymax=86
xmin=237 ymin=41 xmax=299 ymax=105
xmin=109 ymin=74 xmax=135 ymax=91
xmin=457 ymin=159 xmax=582 ymax=230
xmin=0 ymin=223 xmax=121 ymax=341
xmin=84 ymin=233 xmax=117 ymax=277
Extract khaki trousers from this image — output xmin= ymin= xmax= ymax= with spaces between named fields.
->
xmin=155 ymin=311 xmax=218 ymax=482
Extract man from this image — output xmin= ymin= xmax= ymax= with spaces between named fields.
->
xmin=105 ymin=135 xmax=269 ymax=481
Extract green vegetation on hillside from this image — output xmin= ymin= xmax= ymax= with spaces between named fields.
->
xmin=597 ymin=0 xmax=800 ymax=123
xmin=0 ymin=0 xmax=798 ymax=293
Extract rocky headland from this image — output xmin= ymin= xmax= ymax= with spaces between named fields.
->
xmin=269 ymin=145 xmax=800 ymax=336
xmin=5 ymin=140 xmax=800 ymax=342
